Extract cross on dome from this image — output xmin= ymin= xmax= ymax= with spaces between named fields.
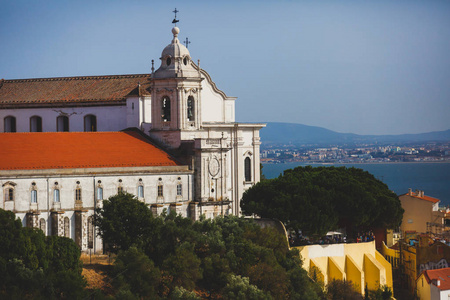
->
xmin=172 ymin=8 xmax=179 ymax=25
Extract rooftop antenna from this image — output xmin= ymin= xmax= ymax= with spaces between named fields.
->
xmin=172 ymin=8 xmax=179 ymax=25
xmin=183 ymin=37 xmax=191 ymax=48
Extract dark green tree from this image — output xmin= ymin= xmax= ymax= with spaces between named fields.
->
xmin=241 ymin=166 xmax=403 ymax=237
xmin=94 ymin=192 xmax=156 ymax=253
xmin=112 ymin=247 xmax=161 ymax=299
xmin=0 ymin=208 xmax=86 ymax=299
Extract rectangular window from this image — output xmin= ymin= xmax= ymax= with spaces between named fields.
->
xmin=75 ymin=188 xmax=81 ymax=201
xmin=158 ymin=185 xmax=163 ymax=197
xmin=138 ymin=185 xmax=144 ymax=198
xmin=177 ymin=184 xmax=182 ymax=196
xmin=5 ymin=188 xmax=14 ymax=201
xmin=54 ymin=189 xmax=60 ymax=202
xmin=118 ymin=186 xmax=123 ymax=194
xmin=97 ymin=187 xmax=103 ymax=200
xmin=31 ymin=190 xmax=37 ymax=203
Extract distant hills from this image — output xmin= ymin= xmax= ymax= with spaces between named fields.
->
xmin=260 ymin=122 xmax=450 ymax=147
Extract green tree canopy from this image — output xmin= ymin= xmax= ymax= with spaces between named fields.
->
xmin=94 ymin=194 xmax=322 ymax=299
xmin=241 ymin=166 xmax=403 ymax=237
xmin=94 ymin=192 xmax=156 ymax=253
xmin=0 ymin=208 xmax=85 ymax=299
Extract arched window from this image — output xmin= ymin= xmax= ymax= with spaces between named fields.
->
xmin=64 ymin=217 xmax=70 ymax=237
xmin=84 ymin=115 xmax=97 ymax=132
xmin=187 ymin=96 xmax=195 ymax=121
xmin=161 ymin=97 xmax=171 ymax=122
xmin=244 ymin=157 xmax=252 ymax=182
xmin=3 ymin=181 xmax=16 ymax=202
xmin=4 ymin=116 xmax=16 ymax=132
xmin=57 ymin=115 xmax=69 ymax=132
xmin=30 ymin=116 xmax=42 ymax=132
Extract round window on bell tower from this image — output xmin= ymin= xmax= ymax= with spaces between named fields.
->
xmin=183 ymin=57 xmax=188 ymax=65
xmin=166 ymin=57 xmax=171 ymax=66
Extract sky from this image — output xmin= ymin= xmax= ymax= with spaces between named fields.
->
xmin=1 ymin=0 xmax=449 ymax=135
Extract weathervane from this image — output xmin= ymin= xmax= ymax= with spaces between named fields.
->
xmin=172 ymin=8 xmax=179 ymax=25
xmin=183 ymin=37 xmax=191 ymax=48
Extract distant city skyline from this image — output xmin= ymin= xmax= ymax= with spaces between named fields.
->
xmin=1 ymin=0 xmax=449 ymax=135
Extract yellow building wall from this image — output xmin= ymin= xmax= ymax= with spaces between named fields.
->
xmin=328 ymin=257 xmax=344 ymax=281
xmin=296 ymin=241 xmax=393 ymax=296
xmin=416 ymin=273 xmax=431 ymax=300
xmin=400 ymin=194 xmax=434 ymax=235
xmin=365 ymin=254 xmax=382 ymax=290
xmin=346 ymin=255 xmax=364 ymax=294
xmin=376 ymin=251 xmax=393 ymax=290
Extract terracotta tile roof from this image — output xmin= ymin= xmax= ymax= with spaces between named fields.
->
xmin=410 ymin=194 xmax=440 ymax=204
xmin=423 ymin=267 xmax=450 ymax=290
xmin=401 ymin=192 xmax=440 ymax=204
xmin=0 ymin=131 xmax=180 ymax=170
xmin=0 ymin=74 xmax=151 ymax=107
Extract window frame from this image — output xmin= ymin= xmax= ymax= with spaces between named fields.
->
xmin=161 ymin=96 xmax=171 ymax=122
xmin=75 ymin=187 xmax=82 ymax=201
xmin=138 ymin=185 xmax=144 ymax=198
xmin=157 ymin=185 xmax=163 ymax=197
xmin=56 ymin=115 xmax=69 ymax=132
xmin=4 ymin=116 xmax=16 ymax=132
xmin=187 ymin=96 xmax=195 ymax=122
xmin=177 ymin=183 xmax=182 ymax=197
xmin=244 ymin=157 xmax=252 ymax=182
xmin=30 ymin=115 xmax=42 ymax=132
xmin=54 ymin=188 xmax=60 ymax=202
xmin=84 ymin=114 xmax=97 ymax=132
xmin=31 ymin=189 xmax=37 ymax=203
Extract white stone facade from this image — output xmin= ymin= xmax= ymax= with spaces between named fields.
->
xmin=1 ymin=167 xmax=193 ymax=253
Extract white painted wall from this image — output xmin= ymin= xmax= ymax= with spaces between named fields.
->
xmin=0 ymin=105 xmax=128 ymax=132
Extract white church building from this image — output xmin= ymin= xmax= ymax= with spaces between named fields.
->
xmin=0 ymin=24 xmax=264 ymax=252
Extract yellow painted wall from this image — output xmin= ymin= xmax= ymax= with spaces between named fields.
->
xmin=400 ymin=194 xmax=435 ymax=235
xmin=416 ymin=273 xmax=431 ymax=300
xmin=346 ymin=255 xmax=363 ymax=294
xmin=296 ymin=241 xmax=393 ymax=296
xmin=376 ymin=251 xmax=393 ymax=290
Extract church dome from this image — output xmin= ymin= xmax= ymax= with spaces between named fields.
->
xmin=161 ymin=27 xmax=190 ymax=59
xmin=154 ymin=26 xmax=199 ymax=79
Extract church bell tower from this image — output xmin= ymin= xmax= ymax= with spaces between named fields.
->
xmin=150 ymin=25 xmax=203 ymax=148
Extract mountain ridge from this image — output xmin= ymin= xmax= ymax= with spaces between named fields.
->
xmin=260 ymin=122 xmax=450 ymax=147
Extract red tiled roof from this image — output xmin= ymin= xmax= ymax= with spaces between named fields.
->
xmin=423 ymin=268 xmax=450 ymax=290
xmin=0 ymin=131 xmax=180 ymax=170
xmin=411 ymin=195 xmax=440 ymax=204
xmin=0 ymin=74 xmax=151 ymax=107
xmin=401 ymin=192 xmax=440 ymax=204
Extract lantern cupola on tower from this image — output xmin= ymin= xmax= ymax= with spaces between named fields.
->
xmin=153 ymin=26 xmax=198 ymax=78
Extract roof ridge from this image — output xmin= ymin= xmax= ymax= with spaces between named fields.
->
xmin=3 ymin=73 xmax=152 ymax=83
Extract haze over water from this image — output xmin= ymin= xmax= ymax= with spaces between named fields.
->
xmin=262 ymin=162 xmax=450 ymax=206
